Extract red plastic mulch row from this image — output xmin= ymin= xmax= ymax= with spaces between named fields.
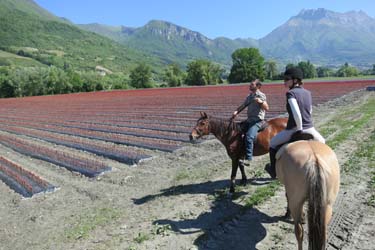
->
xmin=0 ymin=156 xmax=55 ymax=197
xmin=0 ymin=133 xmax=111 ymax=177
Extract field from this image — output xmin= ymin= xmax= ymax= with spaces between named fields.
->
xmin=0 ymin=80 xmax=374 ymax=250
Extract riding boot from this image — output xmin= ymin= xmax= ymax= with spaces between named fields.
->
xmin=265 ymin=148 xmax=277 ymax=179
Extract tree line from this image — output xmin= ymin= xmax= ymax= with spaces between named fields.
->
xmin=1 ymin=47 xmax=375 ymax=98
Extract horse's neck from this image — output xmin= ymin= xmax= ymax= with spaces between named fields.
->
xmin=209 ymin=118 xmax=233 ymax=143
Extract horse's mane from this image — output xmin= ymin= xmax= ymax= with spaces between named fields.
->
xmin=209 ymin=116 xmax=242 ymax=135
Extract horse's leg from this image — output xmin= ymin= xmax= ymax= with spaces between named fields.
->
xmin=239 ymin=160 xmax=247 ymax=186
xmin=229 ymin=159 xmax=239 ymax=193
xmin=294 ymin=221 xmax=304 ymax=250
xmin=290 ymin=200 xmax=305 ymax=250
xmin=324 ymin=204 xmax=333 ymax=241
xmin=284 ymin=192 xmax=292 ymax=220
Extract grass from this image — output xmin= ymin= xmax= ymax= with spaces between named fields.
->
xmin=65 ymin=207 xmax=121 ymax=240
xmin=133 ymin=232 xmax=150 ymax=244
xmin=244 ymin=181 xmax=280 ymax=208
xmin=320 ymin=97 xmax=375 ymax=149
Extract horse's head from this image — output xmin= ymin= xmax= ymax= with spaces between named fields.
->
xmin=190 ymin=111 xmax=210 ymax=142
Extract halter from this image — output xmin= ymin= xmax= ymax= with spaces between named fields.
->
xmin=192 ymin=118 xmax=210 ymax=138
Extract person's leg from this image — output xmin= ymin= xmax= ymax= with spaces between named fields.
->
xmin=303 ymin=127 xmax=325 ymax=144
xmin=266 ymin=129 xmax=295 ymax=179
xmin=245 ymin=122 xmax=261 ymax=160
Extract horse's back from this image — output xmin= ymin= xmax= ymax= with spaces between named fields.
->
xmin=276 ymin=141 xmax=340 ymax=202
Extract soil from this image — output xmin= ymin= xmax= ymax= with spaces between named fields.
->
xmin=0 ymin=89 xmax=374 ymax=250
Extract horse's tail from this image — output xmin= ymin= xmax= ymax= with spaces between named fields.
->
xmin=306 ymin=154 xmax=328 ymax=250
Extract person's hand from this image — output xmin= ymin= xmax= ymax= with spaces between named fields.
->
xmin=255 ymin=98 xmax=264 ymax=104
xmin=231 ymin=111 xmax=238 ymax=120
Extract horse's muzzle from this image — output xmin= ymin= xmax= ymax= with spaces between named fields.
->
xmin=189 ymin=134 xmax=198 ymax=143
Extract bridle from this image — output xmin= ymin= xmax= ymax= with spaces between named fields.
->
xmin=192 ymin=118 xmax=210 ymax=138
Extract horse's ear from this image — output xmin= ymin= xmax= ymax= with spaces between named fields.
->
xmin=200 ymin=111 xmax=208 ymax=118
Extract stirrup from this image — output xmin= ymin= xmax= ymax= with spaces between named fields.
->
xmin=240 ymin=159 xmax=251 ymax=166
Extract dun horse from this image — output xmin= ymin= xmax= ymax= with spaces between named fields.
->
xmin=276 ymin=140 xmax=340 ymax=250
xmin=189 ymin=111 xmax=287 ymax=193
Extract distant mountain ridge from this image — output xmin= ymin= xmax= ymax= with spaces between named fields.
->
xmin=2 ymin=1 xmax=375 ymax=71
xmin=260 ymin=8 xmax=375 ymax=67
xmin=79 ymin=8 xmax=375 ymax=68
xmin=79 ymin=20 xmax=258 ymax=69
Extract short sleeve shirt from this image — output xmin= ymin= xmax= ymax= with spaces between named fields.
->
xmin=242 ymin=90 xmax=267 ymax=123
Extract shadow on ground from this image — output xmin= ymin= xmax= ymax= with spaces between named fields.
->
xmin=133 ymin=178 xmax=281 ymax=249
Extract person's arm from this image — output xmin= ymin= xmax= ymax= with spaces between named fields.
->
xmin=255 ymin=98 xmax=269 ymax=111
xmin=232 ymin=98 xmax=249 ymax=118
xmin=288 ymin=98 xmax=303 ymax=131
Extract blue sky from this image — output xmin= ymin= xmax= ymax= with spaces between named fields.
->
xmin=34 ymin=0 xmax=375 ymax=39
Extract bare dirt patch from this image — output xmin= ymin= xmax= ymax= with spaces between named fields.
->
xmin=0 ymin=90 xmax=374 ymax=250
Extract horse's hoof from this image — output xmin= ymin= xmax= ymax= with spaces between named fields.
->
xmin=284 ymin=210 xmax=292 ymax=220
xmin=240 ymin=179 xmax=247 ymax=186
xmin=229 ymin=187 xmax=235 ymax=193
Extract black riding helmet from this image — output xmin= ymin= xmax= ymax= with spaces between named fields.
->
xmin=284 ymin=67 xmax=303 ymax=81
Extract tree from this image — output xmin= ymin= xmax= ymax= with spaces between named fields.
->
xmin=130 ymin=63 xmax=153 ymax=88
xmin=0 ymin=74 xmax=16 ymax=98
xmin=264 ymin=60 xmax=278 ymax=80
xmin=163 ymin=63 xmax=184 ymax=87
xmin=316 ymin=66 xmax=334 ymax=78
xmin=336 ymin=62 xmax=359 ymax=77
xmin=228 ymin=48 xmax=265 ymax=83
xmin=185 ymin=60 xmax=223 ymax=86
xmin=297 ymin=61 xmax=316 ymax=79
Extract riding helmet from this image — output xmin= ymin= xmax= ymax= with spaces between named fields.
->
xmin=284 ymin=67 xmax=303 ymax=80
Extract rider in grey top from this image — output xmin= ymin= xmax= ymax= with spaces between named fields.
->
xmin=265 ymin=67 xmax=325 ymax=179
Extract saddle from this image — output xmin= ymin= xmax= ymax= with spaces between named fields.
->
xmin=289 ymin=131 xmax=314 ymax=143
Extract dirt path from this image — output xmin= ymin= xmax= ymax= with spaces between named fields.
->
xmin=0 ymin=90 xmax=374 ymax=250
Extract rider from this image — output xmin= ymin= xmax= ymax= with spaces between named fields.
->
xmin=265 ymin=67 xmax=325 ymax=179
xmin=232 ymin=79 xmax=269 ymax=166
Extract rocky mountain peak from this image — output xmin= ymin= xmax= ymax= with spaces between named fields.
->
xmin=294 ymin=8 xmax=373 ymax=26
xmin=143 ymin=20 xmax=211 ymax=43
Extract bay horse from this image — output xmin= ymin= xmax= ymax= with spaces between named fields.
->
xmin=276 ymin=140 xmax=340 ymax=250
xmin=189 ymin=111 xmax=287 ymax=193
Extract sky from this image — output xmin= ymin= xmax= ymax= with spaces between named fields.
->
xmin=34 ymin=0 xmax=375 ymax=39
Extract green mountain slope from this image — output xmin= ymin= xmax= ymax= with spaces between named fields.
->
xmin=79 ymin=9 xmax=375 ymax=68
xmin=0 ymin=0 xmax=162 ymax=73
xmin=79 ymin=20 xmax=258 ymax=69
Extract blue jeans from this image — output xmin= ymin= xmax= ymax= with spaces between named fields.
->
xmin=245 ymin=120 xmax=262 ymax=160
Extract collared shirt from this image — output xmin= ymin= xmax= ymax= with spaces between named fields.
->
xmin=237 ymin=90 xmax=266 ymax=123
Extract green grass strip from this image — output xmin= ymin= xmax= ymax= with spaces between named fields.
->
xmin=320 ymin=98 xmax=375 ymax=149
xmin=244 ymin=181 xmax=280 ymax=208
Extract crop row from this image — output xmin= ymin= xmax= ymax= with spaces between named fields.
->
xmin=0 ymin=132 xmax=111 ymax=177
xmin=0 ymin=125 xmax=152 ymax=165
xmin=0 ymin=156 xmax=55 ymax=197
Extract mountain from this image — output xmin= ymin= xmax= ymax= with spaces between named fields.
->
xmin=79 ymin=20 xmax=258 ymax=69
xmin=0 ymin=0 xmax=162 ymax=73
xmin=2 ymin=1 xmax=374 ymax=73
xmin=79 ymin=9 xmax=375 ymax=69
xmin=259 ymin=8 xmax=375 ymax=67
